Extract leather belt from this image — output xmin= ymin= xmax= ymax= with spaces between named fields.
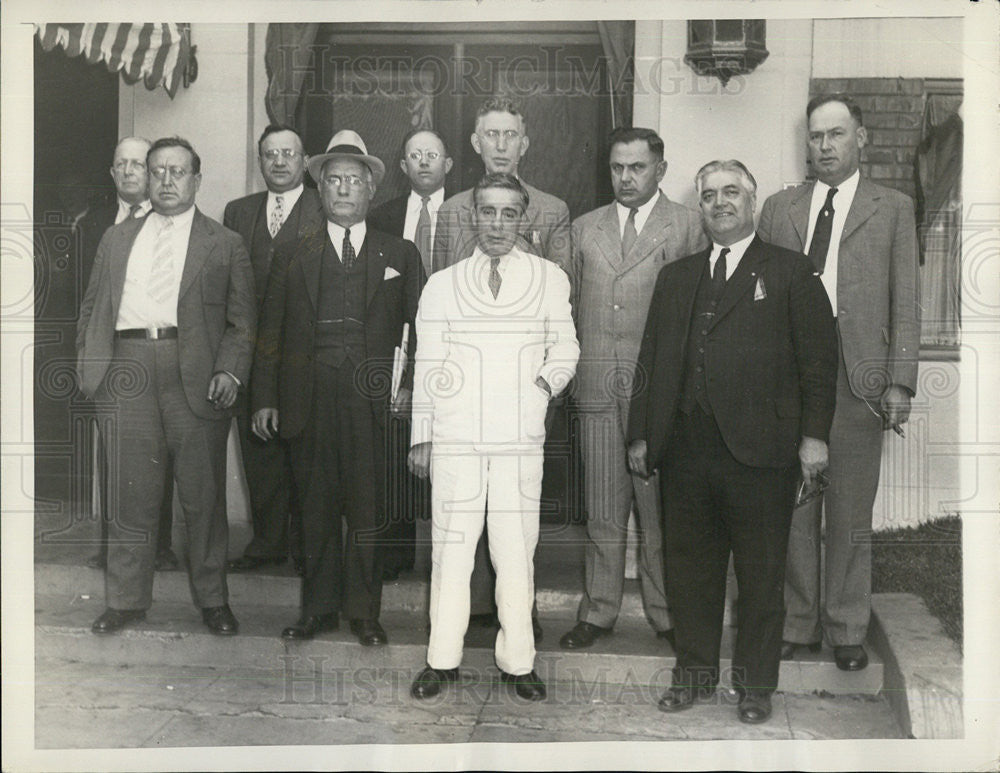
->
xmin=114 ymin=327 xmax=178 ymax=340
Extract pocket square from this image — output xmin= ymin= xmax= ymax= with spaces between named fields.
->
xmin=384 ymin=266 xmax=401 ymax=280
xmin=754 ymin=276 xmax=767 ymax=301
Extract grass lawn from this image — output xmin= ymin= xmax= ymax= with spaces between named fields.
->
xmin=871 ymin=515 xmax=962 ymax=651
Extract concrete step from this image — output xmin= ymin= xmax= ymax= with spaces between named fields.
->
xmin=35 ymin=589 xmax=883 ymax=697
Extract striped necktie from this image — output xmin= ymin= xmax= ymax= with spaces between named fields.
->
xmin=488 ymin=257 xmax=502 ymax=299
xmin=147 ymin=217 xmax=175 ymax=306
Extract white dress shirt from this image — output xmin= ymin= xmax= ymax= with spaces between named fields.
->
xmin=804 ymin=169 xmax=860 ymax=312
xmin=115 ymin=198 xmax=151 ymax=225
xmin=326 ymin=220 xmax=367 ymax=260
xmin=709 ymin=231 xmax=756 ymax=281
xmin=402 ymin=187 xmax=445 ymax=244
xmin=615 ymin=190 xmax=660 ymax=238
xmin=266 ymin=184 xmax=304 ymax=233
xmin=116 ymin=207 xmax=195 ymax=329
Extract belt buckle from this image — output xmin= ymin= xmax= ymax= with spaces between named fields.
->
xmin=146 ymin=327 xmax=162 ymax=340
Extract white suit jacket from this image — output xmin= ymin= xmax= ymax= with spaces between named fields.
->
xmin=411 ymin=246 xmax=579 ymax=450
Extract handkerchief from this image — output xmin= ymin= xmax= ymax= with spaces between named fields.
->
xmin=754 ymin=276 xmax=767 ymax=301
xmin=384 ymin=266 xmax=401 ymax=280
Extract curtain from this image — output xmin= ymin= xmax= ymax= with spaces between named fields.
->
xmin=597 ymin=21 xmax=635 ymax=128
xmin=264 ymin=23 xmax=319 ymax=126
xmin=35 ymin=24 xmax=191 ymax=98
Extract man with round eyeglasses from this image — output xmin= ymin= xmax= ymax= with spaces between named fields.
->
xmin=223 ymin=125 xmax=324 ymax=578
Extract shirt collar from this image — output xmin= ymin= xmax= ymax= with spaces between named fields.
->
xmin=472 ymin=244 xmax=522 ymax=271
xmin=814 ymin=168 xmax=860 ymax=199
xmin=711 ymin=230 xmax=756 ymax=264
xmin=615 ymin=190 xmax=660 ymax=228
xmin=326 ymin=219 xmax=366 ymax=247
xmin=149 ymin=205 xmax=196 ymax=230
xmin=407 ymin=188 xmax=445 ymax=211
xmin=268 ymin=184 xmax=303 ymax=208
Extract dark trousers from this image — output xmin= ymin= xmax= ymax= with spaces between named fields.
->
xmin=290 ymin=360 xmax=385 ymax=619
xmin=661 ymin=407 xmax=797 ymax=698
xmin=99 ymin=339 xmax=230 ymax=610
xmin=235 ymin=391 xmax=302 ymax=562
xmin=382 ymin=414 xmax=424 ymax=574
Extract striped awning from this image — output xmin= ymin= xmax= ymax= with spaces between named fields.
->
xmin=35 ymin=23 xmax=192 ymax=98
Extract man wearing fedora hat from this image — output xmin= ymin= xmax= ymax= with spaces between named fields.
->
xmin=252 ymin=129 xmax=424 ymax=645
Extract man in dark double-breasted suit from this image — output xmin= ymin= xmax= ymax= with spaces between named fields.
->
xmin=252 ymin=129 xmax=424 ymax=646
xmin=627 ymin=160 xmax=838 ymax=724
xmin=223 ymin=124 xmax=324 ymax=575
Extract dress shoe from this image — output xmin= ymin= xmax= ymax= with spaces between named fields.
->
xmin=281 ymin=613 xmax=339 ymax=640
xmin=469 ymin=612 xmax=499 ymax=628
xmin=500 ymin=669 xmax=547 ymax=701
xmin=834 ymin=644 xmax=869 ymax=671
xmin=559 ymin=621 xmax=611 ymax=650
xmin=202 ymin=604 xmax=239 ymax=636
xmin=532 ymin=617 xmax=543 ymax=644
xmin=656 ymin=628 xmax=676 ymax=649
xmin=382 ymin=566 xmax=401 ymax=582
xmin=657 ymin=684 xmax=716 ymax=713
xmin=91 ymin=607 xmax=146 ymax=634
xmin=350 ymin=618 xmax=388 ymax=646
xmin=780 ymin=640 xmax=822 ymax=660
xmin=86 ymin=553 xmax=106 ymax=570
xmin=154 ymin=547 xmax=180 ymax=571
xmin=737 ymin=693 xmax=773 ymax=724
xmin=411 ymin=666 xmax=459 ymax=699
xmin=226 ymin=554 xmax=284 ymax=573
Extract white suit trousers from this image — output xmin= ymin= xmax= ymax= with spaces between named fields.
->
xmin=427 ymin=448 xmax=543 ymax=675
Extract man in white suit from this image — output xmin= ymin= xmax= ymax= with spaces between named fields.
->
xmin=408 ymin=173 xmax=579 ymax=701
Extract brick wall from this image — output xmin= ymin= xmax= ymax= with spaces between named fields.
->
xmin=809 ymin=77 xmax=925 ymax=199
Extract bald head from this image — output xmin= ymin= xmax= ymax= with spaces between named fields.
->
xmin=111 ymin=137 xmax=152 ymax=205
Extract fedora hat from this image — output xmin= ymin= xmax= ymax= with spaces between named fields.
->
xmin=306 ymin=129 xmax=385 ymax=185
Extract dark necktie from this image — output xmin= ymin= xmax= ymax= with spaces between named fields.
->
xmin=128 ymin=203 xmax=142 ymax=219
xmin=712 ymin=247 xmax=729 ymax=298
xmin=621 ymin=207 xmax=638 ymax=261
xmin=342 ymin=227 xmax=356 ymax=269
xmin=415 ymin=196 xmax=432 ymax=274
xmin=488 ymin=257 xmax=502 ymax=299
xmin=808 ymin=187 xmax=838 ymax=274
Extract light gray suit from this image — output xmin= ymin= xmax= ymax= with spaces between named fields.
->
xmin=77 ymin=209 xmax=256 ymax=611
xmin=758 ymin=177 xmax=919 ymax=646
xmin=566 ymin=191 xmax=708 ymax=631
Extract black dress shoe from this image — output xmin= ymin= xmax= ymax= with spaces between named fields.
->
xmin=92 ymin=607 xmax=146 ymax=634
xmin=559 ymin=621 xmax=611 ymax=650
xmin=500 ymin=670 xmax=547 ymax=701
xmin=656 ymin=628 xmax=676 ymax=649
xmin=738 ymin=693 xmax=773 ymax=724
xmin=350 ymin=618 xmax=388 ymax=646
xmin=469 ymin=612 xmax=499 ymax=628
xmin=780 ymin=640 xmax=822 ymax=660
xmin=411 ymin=666 xmax=459 ymax=699
xmin=86 ymin=553 xmax=106 ymax=570
xmin=834 ymin=644 xmax=869 ymax=671
xmin=226 ymin=554 xmax=284 ymax=573
xmin=202 ymin=604 xmax=239 ymax=636
xmin=154 ymin=548 xmax=180 ymax=571
xmin=281 ymin=613 xmax=339 ymax=640
xmin=532 ymin=617 xmax=543 ymax=644
xmin=657 ymin=684 xmax=716 ymax=713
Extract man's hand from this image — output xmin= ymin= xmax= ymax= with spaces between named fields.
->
xmin=535 ymin=375 xmax=552 ymax=396
xmin=880 ymin=384 xmax=912 ymax=437
xmin=207 ymin=372 xmax=239 ymax=411
xmin=408 ymin=442 xmax=432 ymax=479
xmin=798 ymin=436 xmax=829 ymax=488
xmin=252 ymin=408 xmax=279 ymax=441
xmin=391 ymin=386 xmax=412 ymax=417
xmin=627 ymin=439 xmax=649 ymax=479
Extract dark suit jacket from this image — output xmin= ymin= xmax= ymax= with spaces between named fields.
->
xmin=223 ymin=187 xmax=324 ymax=307
xmin=368 ymin=193 xmax=409 ymax=238
xmin=757 ymin=178 xmax=919 ymax=400
xmin=77 ymin=200 xmax=121 ymax=290
xmin=627 ymin=236 xmax=838 ymax=471
xmin=76 ymin=208 xmax=257 ymax=420
xmin=251 ymin=223 xmax=425 ymax=440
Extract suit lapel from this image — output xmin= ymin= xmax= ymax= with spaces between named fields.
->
xmin=109 ymin=217 xmax=146 ymax=314
xmin=297 ymin=226 xmax=325 ymax=312
xmin=709 ymin=237 xmax=767 ymax=330
xmin=364 ymin=228 xmax=388 ymax=309
xmin=595 ymin=204 xmax=623 ymax=271
xmin=787 ymin=184 xmax=813 ymax=250
xmin=620 ymin=193 xmax=672 ymax=273
xmin=841 ymin=178 xmax=879 ymax=243
xmin=179 ymin=209 xmax=212 ymax=301
xmin=672 ymin=250 xmax=708 ymax=345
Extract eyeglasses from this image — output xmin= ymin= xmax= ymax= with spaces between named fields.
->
xmin=322 ymin=174 xmax=367 ymax=188
xmin=150 ymin=166 xmax=191 ymax=181
xmin=114 ymin=160 xmax=146 ymax=172
xmin=481 ymin=129 xmax=521 ymax=144
xmin=262 ymin=149 xmax=302 ymax=161
xmin=406 ymin=150 xmax=442 ymax=162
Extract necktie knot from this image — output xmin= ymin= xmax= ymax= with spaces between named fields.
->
xmin=129 ymin=203 xmax=142 ymax=219
xmin=270 ymin=194 xmax=286 ymax=237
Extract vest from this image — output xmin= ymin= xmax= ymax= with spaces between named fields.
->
xmin=678 ymin=260 xmax=722 ymax=415
xmin=314 ymin=234 xmax=367 ymax=368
